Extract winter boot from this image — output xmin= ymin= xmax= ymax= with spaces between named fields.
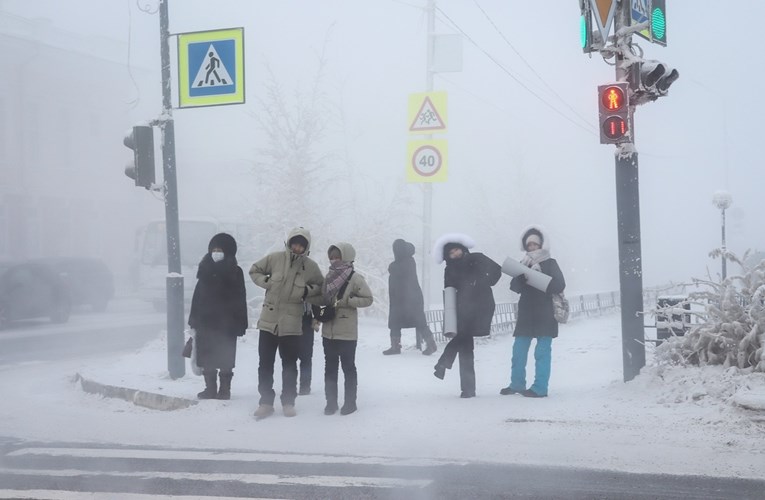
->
xmin=421 ymin=329 xmax=438 ymax=356
xmin=500 ymin=386 xmax=521 ymax=395
xmin=197 ymin=369 xmax=218 ymax=399
xmin=217 ymin=371 xmax=233 ymax=400
xmin=253 ymin=404 xmax=274 ymax=420
xmin=340 ymin=402 xmax=357 ymax=415
xmin=433 ymin=363 xmax=446 ymax=380
xmin=341 ymin=378 xmax=357 ymax=415
xmin=382 ymin=335 xmax=402 ymax=355
xmin=282 ymin=404 xmax=297 ymax=417
xmin=325 ymin=377 xmax=339 ymax=415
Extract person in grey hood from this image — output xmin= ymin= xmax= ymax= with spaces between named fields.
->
xmin=312 ymin=242 xmax=373 ymax=415
xmin=249 ymin=227 xmax=324 ymax=419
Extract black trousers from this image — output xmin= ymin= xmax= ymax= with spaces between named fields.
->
xmin=298 ymin=314 xmax=314 ymax=390
xmin=436 ymin=332 xmax=475 ymax=394
xmin=258 ymin=330 xmax=300 ymax=406
xmin=323 ymin=338 xmax=358 ymax=407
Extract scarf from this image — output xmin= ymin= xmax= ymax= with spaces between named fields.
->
xmin=521 ymin=248 xmax=550 ymax=271
xmin=322 ymin=261 xmax=354 ymax=304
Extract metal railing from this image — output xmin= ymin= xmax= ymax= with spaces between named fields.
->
xmin=425 ymin=289 xmax=661 ymax=343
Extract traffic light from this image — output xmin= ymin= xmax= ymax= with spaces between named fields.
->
xmin=123 ymin=125 xmax=155 ymax=189
xmin=639 ymin=61 xmax=678 ymax=94
xmin=598 ymin=83 xmax=630 ymax=145
xmin=579 ymin=0 xmax=603 ymax=54
xmin=650 ymin=0 xmax=667 ymax=46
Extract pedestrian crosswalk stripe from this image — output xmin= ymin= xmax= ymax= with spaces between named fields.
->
xmin=0 ymin=468 xmax=432 ymax=489
xmin=9 ymin=447 xmax=466 ymax=467
xmin=0 ymin=491 xmax=281 ymax=500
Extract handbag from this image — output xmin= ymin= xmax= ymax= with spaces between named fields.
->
xmin=316 ymin=272 xmax=354 ymax=323
xmin=552 ymin=292 xmax=570 ymax=324
xmin=182 ymin=336 xmax=193 ymax=358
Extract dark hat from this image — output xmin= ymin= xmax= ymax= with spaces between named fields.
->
xmin=443 ymin=242 xmax=468 ymax=261
xmin=289 ymin=235 xmax=309 ymax=249
xmin=208 ymin=232 xmax=237 ymax=256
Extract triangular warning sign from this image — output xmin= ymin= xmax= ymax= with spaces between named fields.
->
xmin=193 ymin=44 xmax=234 ymax=88
xmin=409 ymin=96 xmax=446 ymax=132
xmin=590 ymin=0 xmax=617 ymax=42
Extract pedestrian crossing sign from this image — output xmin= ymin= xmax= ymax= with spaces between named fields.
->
xmin=178 ymin=28 xmax=245 ymax=108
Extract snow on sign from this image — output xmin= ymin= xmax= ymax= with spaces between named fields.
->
xmin=178 ymin=28 xmax=245 ymax=108
xmin=406 ymin=139 xmax=448 ymax=183
xmin=630 ymin=0 xmax=652 ymax=42
xmin=408 ymin=91 xmax=447 ymax=134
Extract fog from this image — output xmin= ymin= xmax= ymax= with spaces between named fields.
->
xmin=2 ymin=0 xmax=763 ymax=303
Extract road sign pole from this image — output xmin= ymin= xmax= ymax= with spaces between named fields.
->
xmin=421 ymin=0 xmax=435 ymax=310
xmin=160 ymin=0 xmax=185 ymax=379
xmin=614 ymin=0 xmax=645 ymax=382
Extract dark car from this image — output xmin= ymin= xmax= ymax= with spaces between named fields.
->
xmin=0 ymin=261 xmax=71 ymax=329
xmin=36 ymin=257 xmax=115 ymax=312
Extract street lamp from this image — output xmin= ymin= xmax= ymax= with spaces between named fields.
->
xmin=712 ymin=191 xmax=733 ymax=280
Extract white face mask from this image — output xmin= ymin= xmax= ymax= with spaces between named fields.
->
xmin=211 ymin=251 xmax=224 ymax=262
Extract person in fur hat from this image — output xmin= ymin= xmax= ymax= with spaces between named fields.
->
xmin=384 ymin=239 xmax=438 ymax=356
xmin=249 ymin=227 xmax=324 ymax=419
xmin=312 ymin=242 xmax=373 ymax=415
xmin=501 ymin=226 xmax=566 ymax=398
xmin=432 ymin=233 xmax=501 ymax=398
xmin=188 ymin=232 xmax=248 ymax=400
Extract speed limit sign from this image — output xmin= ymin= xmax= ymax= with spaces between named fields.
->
xmin=406 ymin=139 xmax=448 ymax=183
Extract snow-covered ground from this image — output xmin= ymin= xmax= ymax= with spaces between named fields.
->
xmin=1 ymin=313 xmax=763 ymax=479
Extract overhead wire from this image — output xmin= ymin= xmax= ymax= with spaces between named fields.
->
xmin=435 ymin=5 xmax=596 ymax=137
xmin=471 ymin=0 xmax=595 ymax=131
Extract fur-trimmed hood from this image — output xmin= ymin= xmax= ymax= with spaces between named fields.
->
xmin=432 ymin=233 xmax=476 ymax=264
xmin=520 ymin=225 xmax=550 ymax=251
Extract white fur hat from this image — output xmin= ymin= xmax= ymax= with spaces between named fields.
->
xmin=432 ymin=233 xmax=475 ymax=264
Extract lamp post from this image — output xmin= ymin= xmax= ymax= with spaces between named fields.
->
xmin=712 ymin=191 xmax=733 ymax=280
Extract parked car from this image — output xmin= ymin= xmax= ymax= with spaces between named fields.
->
xmin=0 ymin=261 xmax=71 ymax=329
xmin=35 ymin=257 xmax=115 ymax=312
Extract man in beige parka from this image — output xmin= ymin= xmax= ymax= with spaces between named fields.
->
xmin=249 ymin=227 xmax=323 ymax=419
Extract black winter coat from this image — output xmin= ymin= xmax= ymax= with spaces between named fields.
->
xmin=188 ymin=255 xmax=248 ymax=369
xmin=445 ymin=252 xmax=501 ymax=337
xmin=511 ymin=258 xmax=565 ymax=338
xmin=388 ymin=240 xmax=427 ymax=329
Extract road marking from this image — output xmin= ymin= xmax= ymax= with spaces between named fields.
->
xmin=0 ymin=468 xmax=431 ymax=489
xmin=8 ymin=447 xmax=466 ymax=467
xmin=0 ymin=491 xmax=282 ymax=500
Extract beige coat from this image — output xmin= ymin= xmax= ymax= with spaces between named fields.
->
xmin=315 ymin=242 xmax=373 ymax=341
xmin=249 ymin=228 xmax=323 ymax=336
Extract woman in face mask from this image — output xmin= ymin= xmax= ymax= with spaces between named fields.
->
xmin=188 ymin=232 xmax=249 ymax=400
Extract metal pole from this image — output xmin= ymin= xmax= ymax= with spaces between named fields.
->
xmin=614 ymin=0 xmax=645 ymax=382
xmin=721 ymin=208 xmax=727 ymax=280
xmin=421 ymin=0 xmax=435 ymax=309
xmin=160 ymin=0 xmax=184 ymax=379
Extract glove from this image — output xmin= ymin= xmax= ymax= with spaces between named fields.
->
xmin=516 ymin=274 xmax=528 ymax=286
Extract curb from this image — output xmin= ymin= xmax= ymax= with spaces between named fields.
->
xmin=74 ymin=373 xmax=198 ymax=411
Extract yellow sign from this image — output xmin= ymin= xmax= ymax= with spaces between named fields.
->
xmin=408 ymin=92 xmax=447 ymax=134
xmin=178 ymin=28 xmax=245 ymax=108
xmin=407 ymin=140 xmax=448 ymax=183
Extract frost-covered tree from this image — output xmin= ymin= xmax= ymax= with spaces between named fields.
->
xmin=657 ymin=251 xmax=765 ymax=372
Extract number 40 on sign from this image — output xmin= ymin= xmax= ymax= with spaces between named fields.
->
xmin=406 ymin=139 xmax=448 ymax=183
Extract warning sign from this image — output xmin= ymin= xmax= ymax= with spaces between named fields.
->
xmin=408 ymin=92 xmax=447 ymax=134
xmin=406 ymin=140 xmax=448 ymax=183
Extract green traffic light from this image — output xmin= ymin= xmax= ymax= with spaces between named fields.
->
xmin=580 ymin=15 xmax=588 ymax=49
xmin=651 ymin=7 xmax=666 ymax=41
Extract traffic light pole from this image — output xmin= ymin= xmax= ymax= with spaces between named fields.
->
xmin=614 ymin=1 xmax=645 ymax=382
xmin=421 ymin=0 xmax=435 ymax=311
xmin=159 ymin=0 xmax=185 ymax=379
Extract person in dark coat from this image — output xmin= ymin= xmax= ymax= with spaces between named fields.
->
xmin=188 ymin=232 xmax=248 ymax=400
xmin=384 ymin=239 xmax=437 ymax=356
xmin=432 ymin=233 xmax=501 ymax=398
xmin=501 ymin=226 xmax=566 ymax=398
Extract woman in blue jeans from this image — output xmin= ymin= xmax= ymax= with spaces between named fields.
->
xmin=501 ymin=226 xmax=565 ymax=398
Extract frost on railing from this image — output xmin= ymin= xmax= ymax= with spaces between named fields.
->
xmin=424 ymin=288 xmax=660 ymax=342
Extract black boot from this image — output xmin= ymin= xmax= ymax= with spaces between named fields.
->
xmin=421 ymin=328 xmax=438 ymax=356
xmin=325 ymin=378 xmax=339 ymax=415
xmin=218 ymin=371 xmax=233 ymax=400
xmin=197 ymin=369 xmax=218 ymax=399
xmin=382 ymin=335 xmax=401 ymax=355
xmin=341 ymin=375 xmax=357 ymax=415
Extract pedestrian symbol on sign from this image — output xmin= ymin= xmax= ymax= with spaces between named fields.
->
xmin=409 ymin=96 xmax=446 ymax=133
xmin=193 ymin=45 xmax=233 ymax=88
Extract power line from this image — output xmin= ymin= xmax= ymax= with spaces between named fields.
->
xmin=472 ymin=0 xmax=595 ymax=130
xmin=435 ymin=5 xmax=596 ymax=136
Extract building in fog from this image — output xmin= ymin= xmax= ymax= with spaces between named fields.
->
xmin=0 ymin=10 xmax=159 ymax=289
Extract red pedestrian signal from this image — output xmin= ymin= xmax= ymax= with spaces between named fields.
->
xmin=598 ymin=83 xmax=630 ymax=144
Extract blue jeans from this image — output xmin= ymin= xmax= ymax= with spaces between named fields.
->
xmin=510 ymin=336 xmax=552 ymax=396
